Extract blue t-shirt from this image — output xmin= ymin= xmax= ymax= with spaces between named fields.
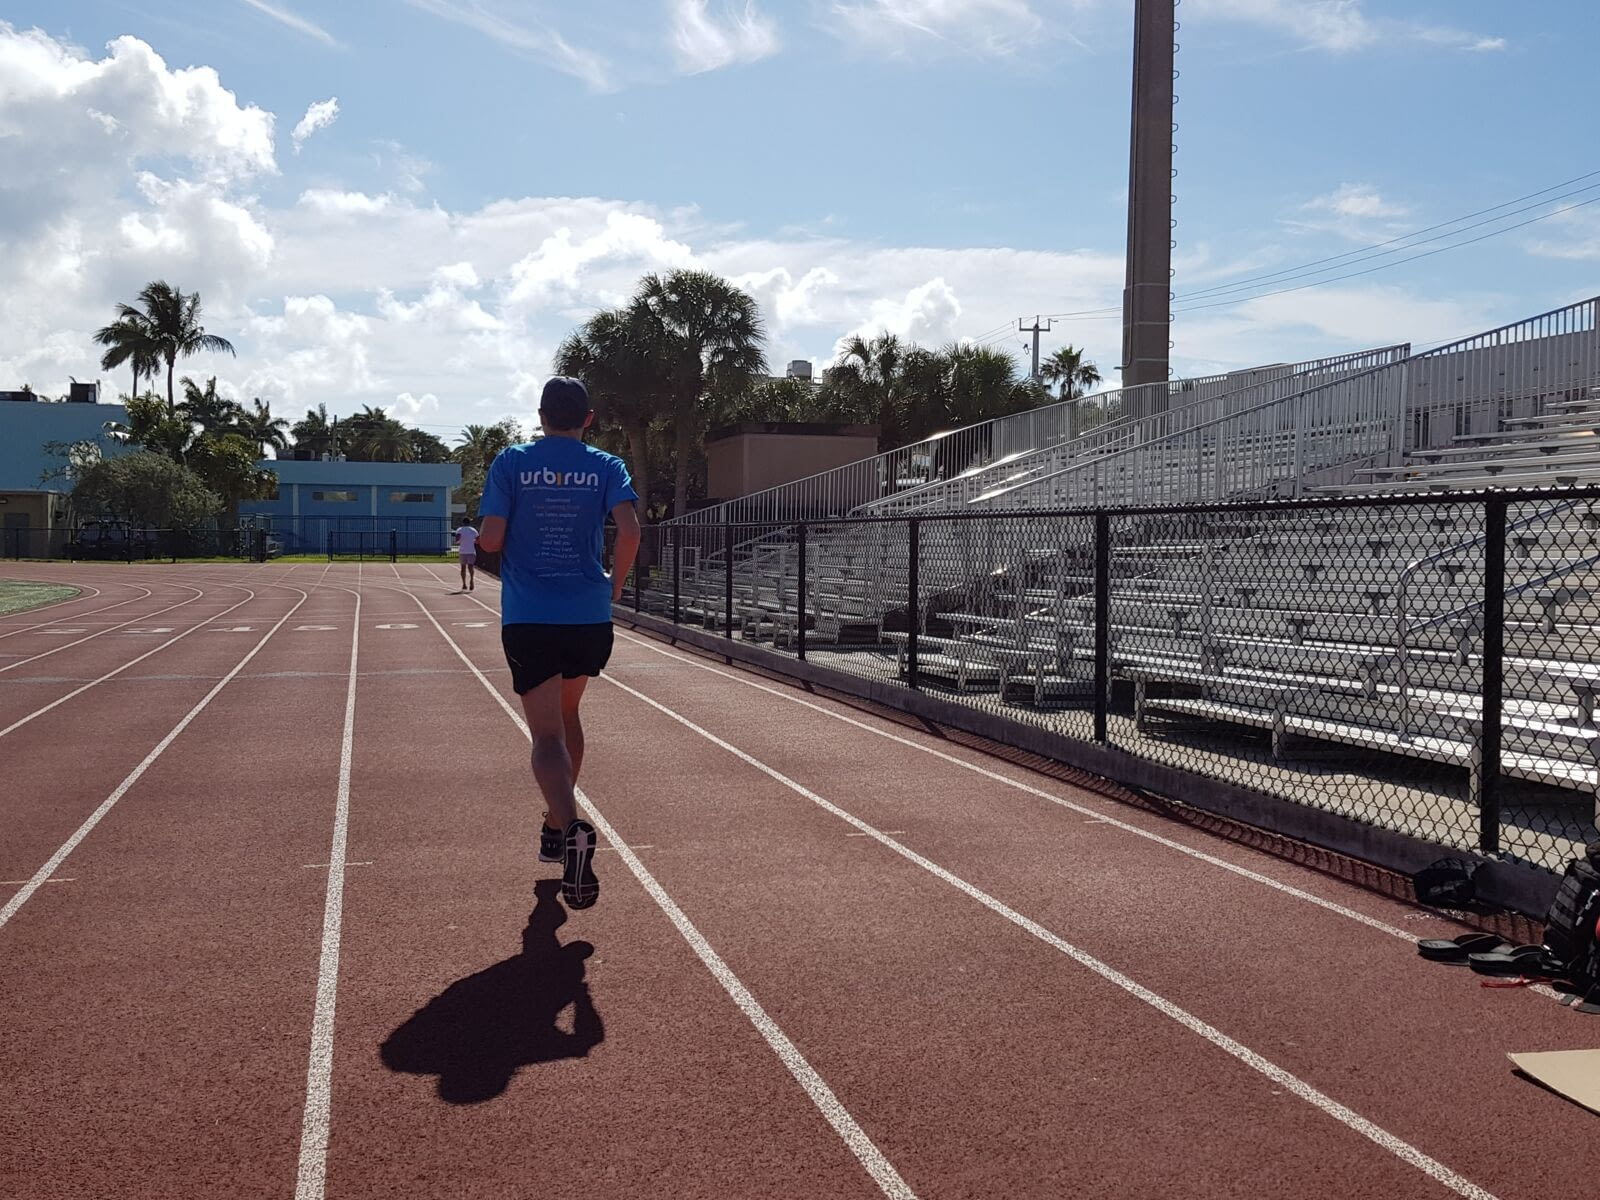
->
xmin=479 ymin=438 xmax=637 ymax=625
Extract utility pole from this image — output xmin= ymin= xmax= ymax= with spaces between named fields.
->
xmin=1018 ymin=316 xmax=1052 ymax=380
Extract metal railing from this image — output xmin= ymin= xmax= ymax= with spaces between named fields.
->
xmin=970 ymin=298 xmax=1600 ymax=513
xmin=863 ymin=344 xmax=1409 ymax=515
xmin=664 ymin=355 xmax=1382 ymax=529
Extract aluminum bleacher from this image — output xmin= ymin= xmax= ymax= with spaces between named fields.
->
xmin=647 ymin=297 xmax=1600 ymax=873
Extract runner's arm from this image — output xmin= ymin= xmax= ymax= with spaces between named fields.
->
xmin=477 ymin=516 xmax=507 ymax=553
xmin=609 ymin=502 xmax=641 ymax=603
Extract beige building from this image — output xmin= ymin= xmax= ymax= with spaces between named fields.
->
xmin=704 ymin=422 xmax=879 ymax=502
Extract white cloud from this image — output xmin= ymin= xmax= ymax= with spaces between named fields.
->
xmin=671 ymin=1 xmax=780 ymax=73
xmin=238 ymin=0 xmax=338 ymax=47
xmin=829 ymin=0 xmax=1048 ymax=58
xmin=290 ymin=97 xmax=339 ymax=152
xmin=504 ymin=211 xmax=697 ymax=309
xmin=1525 ymin=207 xmax=1600 ymax=263
xmin=1290 ymin=182 xmax=1410 ymax=241
xmin=1187 ymin=0 xmax=1505 ymax=55
xmin=400 ymin=0 xmax=613 ymax=90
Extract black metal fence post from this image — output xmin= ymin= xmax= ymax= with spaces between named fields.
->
xmin=724 ymin=521 xmax=735 ymax=640
xmin=1479 ymin=495 xmax=1507 ymax=855
xmin=1093 ymin=513 xmax=1111 ymax=742
xmin=672 ymin=531 xmax=682 ymax=624
xmin=389 ymin=528 xmax=398 ymax=563
xmin=796 ymin=522 xmax=807 ymax=662
xmin=906 ymin=518 xmax=921 ymax=690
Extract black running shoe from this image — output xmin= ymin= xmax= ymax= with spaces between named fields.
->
xmin=562 ymin=819 xmax=599 ymax=909
xmin=538 ymin=821 xmax=563 ymax=864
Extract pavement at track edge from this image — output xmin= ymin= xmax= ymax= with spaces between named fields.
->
xmin=3 ymin=562 xmax=1598 ymax=1200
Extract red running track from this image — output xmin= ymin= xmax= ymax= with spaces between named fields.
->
xmin=2 ymin=562 xmax=1597 ymax=1200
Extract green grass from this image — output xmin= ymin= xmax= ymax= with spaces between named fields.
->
xmin=0 ymin=579 xmax=80 ymax=615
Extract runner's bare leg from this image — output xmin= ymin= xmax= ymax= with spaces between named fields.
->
xmin=521 ymin=676 xmax=577 ymax=830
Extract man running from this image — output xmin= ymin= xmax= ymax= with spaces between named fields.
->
xmin=475 ymin=377 xmax=640 ymax=910
xmin=453 ymin=520 xmax=480 ymax=591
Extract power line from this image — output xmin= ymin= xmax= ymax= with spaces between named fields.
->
xmin=1030 ymin=166 xmax=1600 ymax=323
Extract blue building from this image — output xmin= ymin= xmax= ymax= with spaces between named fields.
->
xmin=239 ymin=458 xmax=462 ymax=555
xmin=0 ymin=389 xmax=130 ymax=548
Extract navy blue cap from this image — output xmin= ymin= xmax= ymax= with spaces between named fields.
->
xmin=539 ymin=376 xmax=591 ymax=430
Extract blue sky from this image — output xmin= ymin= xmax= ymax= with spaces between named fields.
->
xmin=1 ymin=1 xmax=1596 ymax=435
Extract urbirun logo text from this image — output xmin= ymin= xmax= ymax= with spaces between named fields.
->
xmin=521 ymin=467 xmax=600 ymax=488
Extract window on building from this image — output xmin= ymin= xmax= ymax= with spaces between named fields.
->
xmin=312 ymin=490 xmax=358 ymax=503
xmin=389 ymin=491 xmax=436 ymax=503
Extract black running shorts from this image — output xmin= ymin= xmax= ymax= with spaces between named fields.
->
xmin=501 ymin=622 xmax=614 ymax=694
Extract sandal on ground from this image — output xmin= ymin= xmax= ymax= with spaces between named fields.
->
xmin=1467 ymin=945 xmax=1557 ymax=977
xmin=1417 ymin=932 xmax=1507 ymax=963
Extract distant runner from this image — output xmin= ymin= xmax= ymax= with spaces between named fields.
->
xmin=453 ymin=521 xmax=480 ymax=591
xmin=476 ymin=377 xmax=641 ymax=909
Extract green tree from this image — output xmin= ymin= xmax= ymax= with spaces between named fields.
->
xmin=236 ymin=398 xmax=290 ymax=457
xmin=188 ymin=433 xmax=276 ymax=525
xmin=554 ymin=306 xmax=674 ymax=520
xmin=71 ymin=451 xmax=221 ymax=528
xmin=180 ymin=376 xmax=243 ymax=435
xmin=636 ymin=270 xmax=767 ymax=517
xmin=830 ymin=333 xmax=914 ymax=449
xmin=343 ymin=405 xmax=415 ymax=462
xmin=105 ymin=394 xmax=197 ymax=462
xmin=407 ymin=428 xmax=452 ymax=463
xmin=109 ymin=282 xmax=236 ymax=415
xmin=93 ymin=314 xmax=159 ymax=402
xmin=1039 ymin=346 xmax=1102 ymax=401
xmin=290 ymin=403 xmax=338 ymax=458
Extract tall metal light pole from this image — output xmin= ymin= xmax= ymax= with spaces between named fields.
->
xmin=1121 ymin=0 xmax=1176 ymax=399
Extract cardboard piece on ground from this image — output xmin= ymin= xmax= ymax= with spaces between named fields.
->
xmin=1508 ymin=1049 xmax=1600 ymax=1116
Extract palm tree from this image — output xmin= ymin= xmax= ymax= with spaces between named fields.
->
xmin=180 ymin=376 xmax=243 ymax=435
xmin=832 ymin=333 xmax=914 ymax=450
xmin=554 ymin=305 xmax=672 ymax=521
xmin=93 ymin=314 xmax=159 ymax=402
xmin=112 ymin=282 xmax=235 ymax=415
xmin=1039 ymin=346 xmax=1102 ymax=402
xmin=454 ymin=423 xmax=514 ymax=473
xmin=290 ymin=403 xmax=338 ymax=459
xmin=636 ymin=270 xmax=767 ymax=517
xmin=346 ymin=404 xmax=415 ymax=462
xmin=236 ymin=398 xmax=290 ymax=457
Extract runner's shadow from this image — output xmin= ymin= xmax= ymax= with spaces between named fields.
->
xmin=379 ymin=879 xmax=603 ymax=1104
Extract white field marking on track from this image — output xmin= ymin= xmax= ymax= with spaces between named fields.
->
xmin=609 ymin=631 xmax=1571 ymax=1006
xmin=0 ymin=584 xmax=271 ymax=741
xmin=0 ymin=573 xmax=326 ymax=931
xmin=609 ymin=632 xmax=1419 ymax=940
xmin=0 ymin=582 xmax=114 ymax=639
xmin=602 ymin=672 xmax=1500 ymax=1200
xmin=0 ymin=585 xmax=204 ymax=673
xmin=390 ymin=582 xmax=919 ymax=1200
xmin=389 ymin=580 xmax=1455 ymax=954
xmin=0 ymin=877 xmax=73 ymax=885
xmin=292 ymin=577 xmax=362 ymax=1200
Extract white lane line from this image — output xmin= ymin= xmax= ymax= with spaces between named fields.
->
xmin=394 ymin=583 xmax=918 ymax=1200
xmin=602 ymin=671 xmax=1499 ymax=1200
xmin=0 ymin=583 xmax=266 ymax=741
xmin=610 ymin=631 xmax=1570 ymax=1006
xmin=0 ymin=581 xmax=317 ymax=931
xmin=399 ymin=575 xmax=1431 ymax=951
xmin=0 ymin=584 xmax=209 ymax=674
xmin=609 ymin=631 xmax=1424 ymax=941
xmin=293 ymin=579 xmax=362 ymax=1200
xmin=0 ymin=583 xmax=116 ymax=638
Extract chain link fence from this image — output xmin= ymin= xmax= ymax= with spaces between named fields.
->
xmin=623 ymin=488 xmax=1600 ymax=876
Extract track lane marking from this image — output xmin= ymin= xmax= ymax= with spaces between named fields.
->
xmin=0 ymin=581 xmax=115 ymax=638
xmin=0 ymin=582 xmax=272 ymax=741
xmin=0 ymin=584 xmax=210 ymax=674
xmin=417 ymin=573 xmax=1430 ymax=949
xmin=390 ymin=578 xmax=918 ymax=1200
xmin=293 ymin=570 xmax=362 ymax=1200
xmin=0 ymin=568 xmax=327 ymax=931
xmin=599 ymin=671 xmax=1499 ymax=1200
